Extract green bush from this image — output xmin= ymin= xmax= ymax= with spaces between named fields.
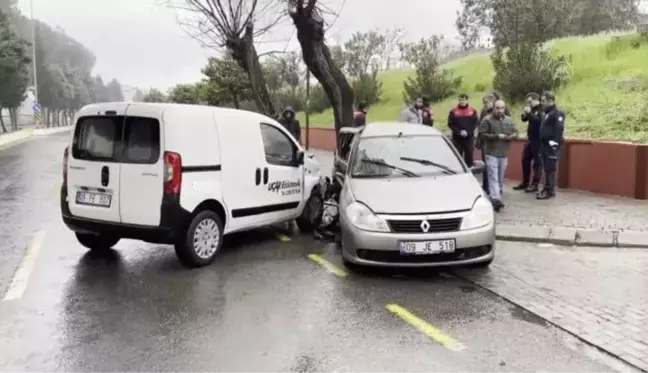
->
xmin=491 ymin=42 xmax=570 ymax=102
xmin=352 ymin=70 xmax=383 ymax=106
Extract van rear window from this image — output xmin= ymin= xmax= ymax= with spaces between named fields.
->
xmin=72 ymin=116 xmax=160 ymax=164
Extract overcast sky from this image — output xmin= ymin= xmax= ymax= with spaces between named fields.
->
xmin=17 ymin=0 xmax=460 ymax=91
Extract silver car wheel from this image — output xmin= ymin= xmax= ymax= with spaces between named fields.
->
xmin=193 ymin=218 xmax=220 ymax=259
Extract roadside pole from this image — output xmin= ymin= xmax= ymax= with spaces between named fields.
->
xmin=305 ymin=69 xmax=310 ymax=150
xmin=30 ymin=0 xmax=40 ymax=127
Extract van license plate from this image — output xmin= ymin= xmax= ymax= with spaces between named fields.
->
xmin=398 ymin=239 xmax=456 ymax=255
xmin=76 ymin=191 xmax=111 ymax=207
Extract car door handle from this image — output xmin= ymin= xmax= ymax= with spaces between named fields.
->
xmin=255 ymin=168 xmax=261 ymax=185
xmin=101 ymin=166 xmax=109 ymax=187
xmin=263 ymin=167 xmax=268 ymax=184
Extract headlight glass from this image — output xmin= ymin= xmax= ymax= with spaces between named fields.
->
xmin=460 ymin=196 xmax=494 ymax=230
xmin=345 ymin=201 xmax=390 ymax=232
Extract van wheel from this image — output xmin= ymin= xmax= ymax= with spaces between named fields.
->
xmin=75 ymin=232 xmax=120 ymax=251
xmin=175 ymin=210 xmax=223 ymax=268
xmin=296 ymin=193 xmax=323 ymax=233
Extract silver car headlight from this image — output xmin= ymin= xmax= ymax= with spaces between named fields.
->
xmin=460 ymin=196 xmax=494 ymax=230
xmin=345 ymin=201 xmax=390 ymax=232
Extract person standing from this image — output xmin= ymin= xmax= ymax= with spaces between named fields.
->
xmin=448 ymin=93 xmax=479 ymax=167
xmin=537 ymin=91 xmax=565 ymax=200
xmin=354 ymin=101 xmax=368 ymax=126
xmin=278 ymin=106 xmax=301 ymax=143
xmin=478 ymin=100 xmax=518 ymax=211
xmin=400 ymin=96 xmax=424 ymax=124
xmin=421 ymin=95 xmax=434 ymax=126
xmin=513 ymin=92 xmax=544 ymax=193
xmin=477 ymin=95 xmax=495 ymax=194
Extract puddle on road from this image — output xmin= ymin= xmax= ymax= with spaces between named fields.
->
xmin=509 ymin=306 xmax=549 ymax=327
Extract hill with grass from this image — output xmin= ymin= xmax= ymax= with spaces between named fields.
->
xmin=298 ymin=33 xmax=648 ymax=142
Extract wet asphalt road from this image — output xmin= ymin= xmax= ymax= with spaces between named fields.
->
xmin=0 ymin=133 xmax=634 ymax=372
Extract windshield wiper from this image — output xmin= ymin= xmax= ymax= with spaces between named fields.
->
xmin=400 ymin=157 xmax=457 ymax=175
xmin=360 ymin=158 xmax=419 ymax=177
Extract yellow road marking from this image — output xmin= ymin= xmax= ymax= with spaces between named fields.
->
xmin=386 ymin=303 xmax=466 ymax=351
xmin=25 ymin=129 xmax=34 ymax=135
xmin=3 ymin=231 xmax=45 ymax=301
xmin=276 ymin=233 xmax=291 ymax=242
xmin=307 ymin=253 xmax=348 ymax=278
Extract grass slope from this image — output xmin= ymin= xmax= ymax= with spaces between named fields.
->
xmin=297 ymin=33 xmax=648 ymax=142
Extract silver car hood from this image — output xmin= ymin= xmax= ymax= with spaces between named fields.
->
xmin=349 ymin=174 xmax=482 ymax=214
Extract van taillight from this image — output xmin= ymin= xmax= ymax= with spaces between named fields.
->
xmin=163 ymin=151 xmax=182 ymax=195
xmin=63 ymin=146 xmax=69 ymax=185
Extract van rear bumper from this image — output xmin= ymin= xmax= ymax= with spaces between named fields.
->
xmin=61 ymin=185 xmax=189 ymax=244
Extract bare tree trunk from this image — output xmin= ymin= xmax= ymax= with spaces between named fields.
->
xmin=227 ymin=24 xmax=276 ymax=116
xmin=9 ymin=108 xmax=17 ymax=131
xmin=45 ymin=107 xmax=51 ymax=127
xmin=0 ymin=108 xmax=7 ymax=133
xmin=289 ymin=5 xmax=354 ymax=149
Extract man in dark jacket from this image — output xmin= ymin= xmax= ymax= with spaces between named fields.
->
xmin=353 ymin=101 xmax=368 ymax=126
xmin=537 ymin=91 xmax=565 ymax=200
xmin=278 ymin=106 xmax=301 ymax=143
xmin=421 ymin=95 xmax=434 ymax=126
xmin=513 ymin=92 xmax=544 ymax=193
xmin=448 ymin=93 xmax=479 ymax=167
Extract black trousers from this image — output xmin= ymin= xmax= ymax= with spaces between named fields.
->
xmin=522 ymin=142 xmax=542 ymax=185
xmin=481 ymin=149 xmax=489 ymax=193
xmin=541 ymin=146 xmax=561 ymax=191
xmin=452 ymin=137 xmax=474 ymax=167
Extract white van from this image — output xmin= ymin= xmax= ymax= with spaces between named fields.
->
xmin=61 ymin=102 xmax=324 ymax=267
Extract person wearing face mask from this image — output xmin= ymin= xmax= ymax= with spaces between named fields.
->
xmin=278 ymin=106 xmax=301 ymax=143
xmin=448 ymin=93 xmax=478 ymax=167
xmin=478 ymin=99 xmax=518 ymax=211
xmin=513 ymin=92 xmax=544 ymax=193
xmin=400 ymin=96 xmax=424 ymax=124
xmin=537 ymin=91 xmax=565 ymax=200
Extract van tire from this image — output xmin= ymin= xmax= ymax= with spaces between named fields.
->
xmin=75 ymin=232 xmax=120 ymax=251
xmin=296 ymin=193 xmax=323 ymax=233
xmin=175 ymin=210 xmax=223 ymax=268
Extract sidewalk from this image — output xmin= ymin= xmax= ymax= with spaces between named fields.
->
xmin=308 ymin=148 xmax=648 ymax=248
xmin=0 ymin=126 xmax=72 ymax=149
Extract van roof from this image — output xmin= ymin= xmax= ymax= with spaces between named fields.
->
xmin=76 ymin=102 xmax=275 ymax=124
xmin=359 ymin=122 xmax=442 ymax=138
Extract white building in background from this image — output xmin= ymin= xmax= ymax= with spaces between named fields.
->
xmin=0 ymin=91 xmax=35 ymax=128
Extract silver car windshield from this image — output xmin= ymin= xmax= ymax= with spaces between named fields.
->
xmin=350 ymin=134 xmax=466 ymax=178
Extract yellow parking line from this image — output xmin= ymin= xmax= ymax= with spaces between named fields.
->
xmin=275 ymin=233 xmax=291 ymax=242
xmin=386 ymin=304 xmax=466 ymax=352
xmin=307 ymin=253 xmax=348 ymax=278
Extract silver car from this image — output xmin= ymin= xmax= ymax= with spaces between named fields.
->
xmin=336 ymin=122 xmax=495 ymax=269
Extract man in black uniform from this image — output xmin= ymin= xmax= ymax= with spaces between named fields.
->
xmin=421 ymin=95 xmax=434 ymax=127
xmin=537 ymin=91 xmax=565 ymax=200
xmin=513 ymin=92 xmax=543 ymax=193
xmin=448 ymin=93 xmax=479 ymax=167
xmin=278 ymin=106 xmax=301 ymax=143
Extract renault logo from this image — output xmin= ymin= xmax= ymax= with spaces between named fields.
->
xmin=420 ymin=220 xmax=430 ymax=233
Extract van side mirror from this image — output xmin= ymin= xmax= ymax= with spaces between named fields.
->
xmin=295 ymin=150 xmax=305 ymax=165
xmin=470 ymin=160 xmax=485 ymax=175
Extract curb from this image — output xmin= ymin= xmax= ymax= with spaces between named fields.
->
xmin=0 ymin=126 xmax=72 ymax=149
xmin=496 ymin=224 xmax=648 ymax=249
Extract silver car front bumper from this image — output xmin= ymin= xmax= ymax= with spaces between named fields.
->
xmin=340 ymin=216 xmax=495 ymax=268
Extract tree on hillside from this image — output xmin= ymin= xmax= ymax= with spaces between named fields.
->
xmin=201 ymin=55 xmax=251 ymax=108
xmin=0 ymin=8 xmax=30 ymax=132
xmin=93 ymin=76 xmax=110 ymax=102
xmin=287 ymin=0 xmax=354 ymax=140
xmin=143 ymin=88 xmax=167 ymax=103
xmin=343 ymin=30 xmax=387 ymax=106
xmin=133 ymin=88 xmax=144 ymax=102
xmin=106 ymin=79 xmax=124 ymax=101
xmin=174 ymin=0 xmax=281 ymax=116
xmin=168 ymin=83 xmax=201 ymax=104
xmin=400 ymin=36 xmax=462 ymax=104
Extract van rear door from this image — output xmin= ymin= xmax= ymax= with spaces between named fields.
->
xmin=118 ymin=105 xmax=165 ymax=226
xmin=67 ymin=107 xmax=127 ymax=223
